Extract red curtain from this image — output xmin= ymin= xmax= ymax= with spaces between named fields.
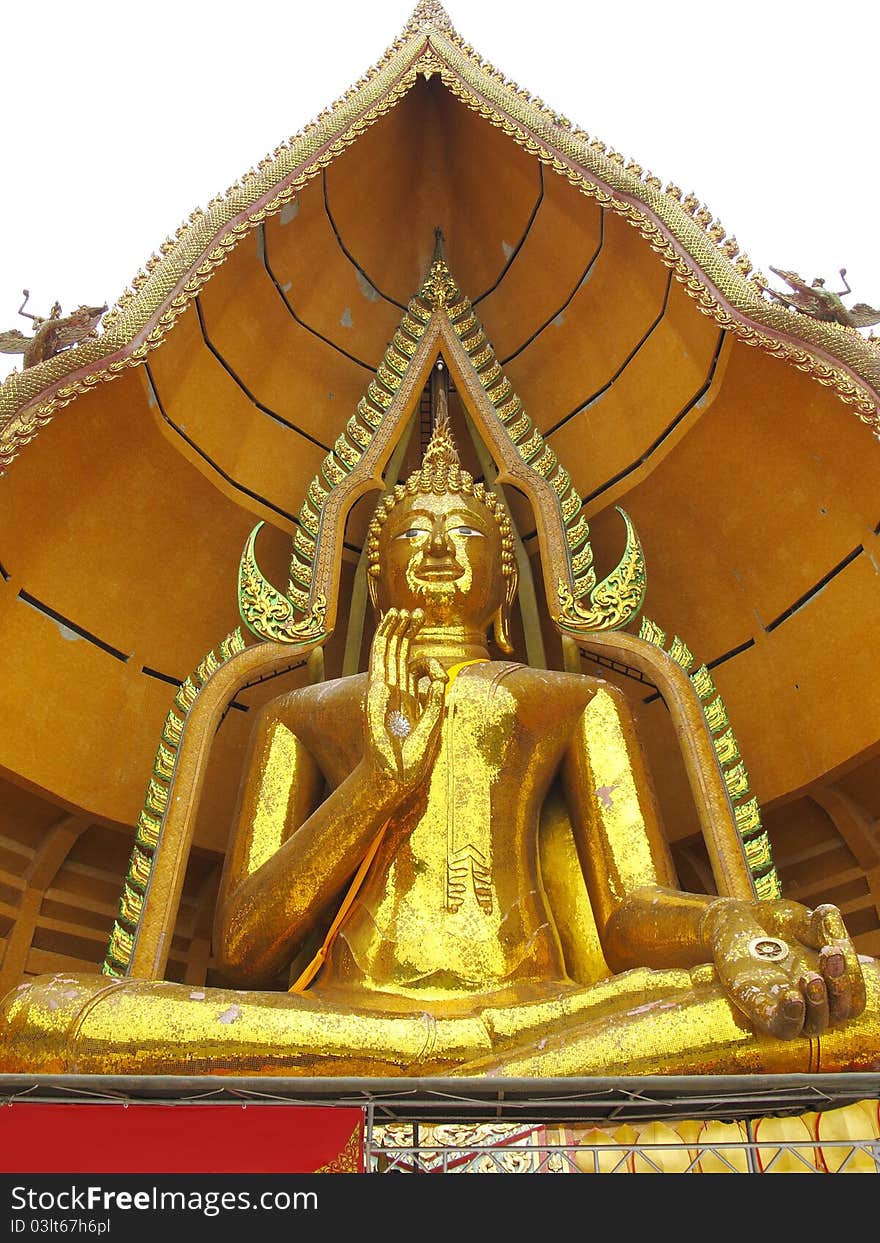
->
xmin=0 ymin=1103 xmax=364 ymax=1173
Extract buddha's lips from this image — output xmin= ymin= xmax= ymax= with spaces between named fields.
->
xmin=413 ymin=561 xmax=462 ymax=582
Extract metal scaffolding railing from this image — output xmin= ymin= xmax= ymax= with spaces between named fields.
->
xmin=2 ymin=1072 xmax=878 ymax=1175
xmin=366 ymin=1125 xmax=880 ymax=1174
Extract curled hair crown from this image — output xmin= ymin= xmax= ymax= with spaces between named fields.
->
xmin=366 ymin=412 xmax=515 ymax=579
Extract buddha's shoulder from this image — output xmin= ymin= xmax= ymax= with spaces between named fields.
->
xmin=471 ymin=662 xmax=607 ymax=712
xmin=267 ymin=672 xmax=369 ymax=723
xmin=269 ymin=664 xmax=608 ymax=719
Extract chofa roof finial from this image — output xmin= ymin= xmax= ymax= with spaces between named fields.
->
xmin=408 ymin=2 xmax=455 ymax=35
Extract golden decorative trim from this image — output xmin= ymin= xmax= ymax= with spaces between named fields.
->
xmin=3 ymin=3 xmax=879 ymax=471
xmin=556 ymin=509 xmax=646 ymax=632
xmin=424 ymin=253 xmax=644 ymax=630
xmin=637 ymin=615 xmax=782 ymax=899
xmin=238 ymin=522 xmax=328 ymax=643
xmin=314 ymin=1122 xmax=364 ymax=1174
xmin=102 ymin=627 xmax=247 ymax=976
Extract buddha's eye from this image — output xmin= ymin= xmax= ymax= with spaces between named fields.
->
xmin=397 ymin=527 xmax=428 ymax=540
xmin=450 ymin=525 xmax=483 ymax=537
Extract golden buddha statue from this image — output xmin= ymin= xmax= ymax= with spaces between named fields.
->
xmin=1 ymin=416 xmax=878 ymax=1078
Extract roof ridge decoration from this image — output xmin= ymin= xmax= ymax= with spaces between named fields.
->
xmin=2 ymin=2 xmax=879 ymax=469
xmin=238 ymin=250 xmax=646 ymax=642
xmin=405 ymin=1 xmax=455 ymax=34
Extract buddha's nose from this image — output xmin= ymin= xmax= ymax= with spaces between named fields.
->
xmin=428 ymin=523 xmax=453 ymax=556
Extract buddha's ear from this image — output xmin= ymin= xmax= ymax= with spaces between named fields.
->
xmin=492 ymin=562 xmax=518 ymax=654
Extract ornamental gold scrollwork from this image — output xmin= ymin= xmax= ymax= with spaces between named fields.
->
xmin=238 ymin=521 xmax=328 ymax=644
xmin=556 ymin=506 xmax=646 ymax=632
xmin=420 ymin=248 xmax=460 ymax=308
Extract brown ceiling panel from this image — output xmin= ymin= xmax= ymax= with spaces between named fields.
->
xmin=146 ymin=304 xmax=327 ymax=525
xmin=764 ymin=796 xmax=845 ymax=860
xmin=616 ymin=345 xmax=879 ymax=662
xmin=665 ymin=346 xmax=875 ymax=630
xmin=0 ymin=597 xmax=173 ymax=824
xmin=0 ymin=370 xmax=253 ymax=668
xmin=324 ymin=79 xmax=541 ymax=306
xmin=261 ymin=177 xmax=404 ymax=370
xmin=699 ymin=555 xmax=880 ymax=803
xmin=548 ymin=276 xmax=722 ymax=507
xmin=475 ymin=171 xmax=603 ymax=361
xmin=0 ymin=777 xmax=73 ymax=846
xmin=502 ymin=211 xmax=671 ymax=434
xmin=833 ymin=753 xmax=880 ymax=821
xmin=197 ymin=226 xmax=376 ymax=439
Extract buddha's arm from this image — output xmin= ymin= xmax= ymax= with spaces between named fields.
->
xmin=562 ymin=682 xmax=866 ymax=1038
xmin=559 ymin=682 xmax=711 ymax=970
xmin=214 ymin=609 xmax=447 ymax=985
xmin=213 ymin=699 xmax=403 ymax=984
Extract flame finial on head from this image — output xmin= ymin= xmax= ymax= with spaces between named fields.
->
xmin=422 ymin=398 xmax=460 ymax=471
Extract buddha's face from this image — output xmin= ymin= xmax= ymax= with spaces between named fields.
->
xmin=374 ymin=489 xmax=506 ymax=631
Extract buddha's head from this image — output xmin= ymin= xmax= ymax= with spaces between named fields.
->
xmin=367 ymin=414 xmax=517 ymax=652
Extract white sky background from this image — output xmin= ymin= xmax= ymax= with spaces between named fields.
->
xmin=1 ymin=0 xmax=877 ymax=381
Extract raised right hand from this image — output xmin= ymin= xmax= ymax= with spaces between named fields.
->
xmin=364 ymin=608 xmax=447 ymax=790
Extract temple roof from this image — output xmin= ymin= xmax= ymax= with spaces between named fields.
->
xmin=2 ymin=0 xmax=880 ymax=464
xmin=0 ymin=1 xmax=878 ymax=985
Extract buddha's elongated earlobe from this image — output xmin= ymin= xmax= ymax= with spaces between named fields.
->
xmin=367 ymin=564 xmax=380 ymax=613
xmin=492 ymin=606 xmax=512 ymax=654
xmin=493 ymin=562 xmax=518 ymax=654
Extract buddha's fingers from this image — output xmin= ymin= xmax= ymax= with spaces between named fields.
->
xmin=407 ymin=675 xmax=445 ymax=747
xmin=366 ymin=611 xmax=399 ymax=775
xmin=799 ymin=971 xmax=830 ymax=1036
xmin=400 ymin=660 xmax=446 ymax=783
xmin=734 ymin=979 xmax=805 ymax=1041
xmin=819 ymin=947 xmax=853 ymax=1023
xmin=408 ymin=657 xmax=447 ymax=709
xmin=405 ymin=612 xmax=422 ymax=701
xmin=773 ymin=989 xmax=808 ymax=1040
xmin=369 ymin=609 xmax=395 ymax=685
xmin=754 ymin=899 xmax=865 ymax=1028
xmin=385 ymin=608 xmax=408 ymax=689
xmin=398 ymin=609 xmax=423 ymax=700
xmin=813 ymin=905 xmax=866 ymax=1021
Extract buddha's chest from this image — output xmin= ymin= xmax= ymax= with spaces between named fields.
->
xmin=392 ymin=675 xmax=547 ymax=911
xmin=339 ymin=671 xmax=574 ymax=988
